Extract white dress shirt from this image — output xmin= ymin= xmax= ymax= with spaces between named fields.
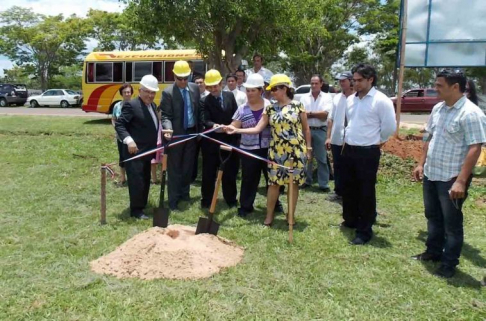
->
xmin=223 ymin=87 xmax=248 ymax=107
xmin=201 ymin=90 xmax=209 ymax=98
xmin=329 ymin=93 xmax=353 ymax=146
xmin=300 ymin=91 xmax=333 ymax=127
xmin=344 ymin=87 xmax=396 ymax=146
xmin=245 ymin=67 xmax=273 ymax=81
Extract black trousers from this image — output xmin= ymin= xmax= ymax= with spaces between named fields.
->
xmin=341 ymin=145 xmax=381 ymax=241
xmin=239 ymin=148 xmax=270 ymax=212
xmin=125 ymin=158 xmax=152 ymax=215
xmin=201 ymin=145 xmax=239 ymax=207
xmin=330 ymin=144 xmax=344 ymax=195
xmin=191 ymin=139 xmax=201 ymax=182
xmin=167 ymin=129 xmax=197 ymax=207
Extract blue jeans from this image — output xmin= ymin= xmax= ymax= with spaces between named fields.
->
xmin=423 ymin=176 xmax=472 ymax=267
xmin=305 ymin=127 xmax=330 ymax=188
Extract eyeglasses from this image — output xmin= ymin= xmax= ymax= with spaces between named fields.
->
xmin=270 ymin=85 xmax=285 ymax=92
xmin=176 ymin=76 xmax=189 ymax=81
xmin=141 ymin=89 xmax=156 ymax=95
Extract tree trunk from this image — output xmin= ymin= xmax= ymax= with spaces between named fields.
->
xmin=481 ymin=75 xmax=486 ymax=95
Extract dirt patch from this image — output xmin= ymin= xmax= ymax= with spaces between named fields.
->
xmin=383 ymin=136 xmax=424 ymax=163
xmin=90 ymin=225 xmax=244 ymax=280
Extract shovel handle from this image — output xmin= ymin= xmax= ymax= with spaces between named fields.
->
xmin=288 ymin=158 xmax=294 ymax=243
xmin=220 ymin=145 xmax=233 ymax=152
xmin=161 ymin=129 xmax=174 ymax=134
xmin=210 ymin=170 xmax=224 ymax=213
xmin=162 ymin=153 xmax=167 ymax=171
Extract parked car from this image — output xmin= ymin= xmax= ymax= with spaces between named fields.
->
xmin=391 ymin=88 xmax=441 ymax=113
xmin=294 ymin=85 xmax=310 ymax=101
xmin=27 ymin=89 xmax=82 ymax=108
xmin=0 ymin=83 xmax=29 ymax=107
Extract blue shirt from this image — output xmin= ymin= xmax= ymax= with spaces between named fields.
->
xmin=425 ymin=96 xmax=486 ymax=181
xmin=178 ymin=87 xmax=195 ymax=128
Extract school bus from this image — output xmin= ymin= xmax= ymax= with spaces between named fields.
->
xmin=82 ymin=49 xmax=206 ymax=114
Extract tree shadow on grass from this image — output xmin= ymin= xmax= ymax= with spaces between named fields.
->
xmin=417 ymin=230 xmax=486 ymax=268
xmin=84 ymin=118 xmax=111 ymax=125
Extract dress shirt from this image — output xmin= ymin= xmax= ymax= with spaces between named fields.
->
xmin=245 ymin=67 xmax=273 ymax=81
xmin=123 ymin=102 xmax=158 ymax=145
xmin=178 ymin=86 xmax=195 ymax=128
xmin=300 ymin=91 xmax=333 ymax=127
xmin=344 ymin=87 xmax=396 ymax=146
xmin=329 ymin=93 xmax=353 ymax=146
xmin=424 ymin=96 xmax=486 ymax=181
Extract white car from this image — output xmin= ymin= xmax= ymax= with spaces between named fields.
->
xmin=294 ymin=85 xmax=310 ymax=102
xmin=27 ymin=89 xmax=81 ymax=108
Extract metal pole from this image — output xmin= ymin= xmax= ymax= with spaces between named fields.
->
xmin=100 ymin=164 xmax=107 ymax=225
xmin=395 ymin=0 xmax=408 ymax=137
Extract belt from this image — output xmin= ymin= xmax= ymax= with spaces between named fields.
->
xmin=309 ymin=126 xmax=326 ymax=130
xmin=344 ymin=143 xmax=379 ymax=150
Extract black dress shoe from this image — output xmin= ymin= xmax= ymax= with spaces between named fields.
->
xmin=131 ymin=213 xmax=149 ymax=220
xmin=300 ymin=183 xmax=310 ymax=189
xmin=340 ymin=221 xmax=356 ymax=229
xmin=350 ymin=237 xmax=367 ymax=245
xmin=237 ymin=208 xmax=250 ymax=217
xmin=411 ymin=252 xmax=441 ymax=262
xmin=319 ymin=187 xmax=331 ymax=193
xmin=434 ymin=264 xmax=455 ymax=278
xmin=227 ymin=201 xmax=238 ymax=208
xmin=200 ymin=201 xmax=210 ymax=209
xmin=274 ymin=201 xmax=284 ymax=213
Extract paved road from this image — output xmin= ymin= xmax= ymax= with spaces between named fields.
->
xmin=0 ymin=107 xmax=108 ymax=118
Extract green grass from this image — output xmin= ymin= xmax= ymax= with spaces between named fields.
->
xmin=0 ymin=115 xmax=485 ymax=320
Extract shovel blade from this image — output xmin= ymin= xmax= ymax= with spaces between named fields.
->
xmin=153 ymin=207 xmax=169 ymax=228
xmin=195 ymin=217 xmax=220 ymax=235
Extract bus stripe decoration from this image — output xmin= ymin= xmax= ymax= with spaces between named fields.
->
xmin=87 ymin=85 xmax=111 ymax=111
xmin=100 ymin=85 xmax=121 ymax=112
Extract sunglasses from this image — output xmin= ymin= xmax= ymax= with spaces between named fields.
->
xmin=270 ymin=85 xmax=286 ymax=92
xmin=176 ymin=76 xmax=189 ymax=81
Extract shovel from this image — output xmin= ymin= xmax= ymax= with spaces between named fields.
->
xmin=195 ymin=145 xmax=233 ymax=235
xmin=153 ymin=129 xmax=173 ymax=228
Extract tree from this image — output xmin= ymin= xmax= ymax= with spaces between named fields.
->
xmin=0 ymin=6 xmax=90 ymax=90
xmin=86 ymin=9 xmax=161 ymax=51
xmin=0 ymin=65 xmax=40 ymax=89
xmin=123 ymin=0 xmax=290 ymax=74
xmin=50 ymin=64 xmax=83 ymax=90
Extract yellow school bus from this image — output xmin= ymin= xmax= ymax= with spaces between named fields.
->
xmin=82 ymin=49 xmax=206 ymax=114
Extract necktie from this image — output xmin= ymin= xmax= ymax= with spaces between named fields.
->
xmin=182 ymin=89 xmax=190 ymax=130
xmin=217 ymin=96 xmax=224 ymax=110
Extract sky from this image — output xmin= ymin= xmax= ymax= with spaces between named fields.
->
xmin=0 ymin=0 xmax=125 ymax=76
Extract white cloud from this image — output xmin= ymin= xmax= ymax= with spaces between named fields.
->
xmin=1 ymin=0 xmax=125 ymax=17
xmin=0 ymin=58 xmax=14 ymax=76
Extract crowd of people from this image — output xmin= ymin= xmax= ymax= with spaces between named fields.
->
xmin=113 ymin=55 xmax=486 ymax=279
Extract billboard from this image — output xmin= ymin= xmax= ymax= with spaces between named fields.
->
xmin=401 ymin=0 xmax=486 ymax=67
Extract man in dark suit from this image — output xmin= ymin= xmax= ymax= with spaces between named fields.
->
xmin=159 ymin=60 xmax=203 ymax=210
xmin=115 ymin=75 xmax=160 ymax=219
xmin=200 ymin=69 xmax=239 ymax=208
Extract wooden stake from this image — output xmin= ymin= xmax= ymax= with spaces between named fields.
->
xmin=288 ymin=158 xmax=294 ymax=243
xmin=100 ymin=164 xmax=107 ymax=225
xmin=395 ymin=0 xmax=408 ymax=137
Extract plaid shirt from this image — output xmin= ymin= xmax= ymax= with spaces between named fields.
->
xmin=232 ymin=100 xmax=272 ymax=150
xmin=425 ymin=96 xmax=486 ymax=181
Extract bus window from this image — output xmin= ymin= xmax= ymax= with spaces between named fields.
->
xmin=134 ymin=62 xmax=152 ymax=81
xmin=164 ymin=61 xmax=175 ymax=82
xmin=96 ymin=63 xmax=113 ymax=82
xmin=114 ymin=62 xmax=123 ymax=82
xmin=87 ymin=63 xmax=94 ymax=83
xmin=193 ymin=61 xmax=206 ymax=76
xmin=126 ymin=62 xmax=133 ymax=82
xmin=153 ymin=62 xmax=163 ymax=82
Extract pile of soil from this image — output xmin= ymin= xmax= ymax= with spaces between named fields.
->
xmin=382 ymin=136 xmax=424 ymax=163
xmin=90 ymin=225 xmax=244 ymax=280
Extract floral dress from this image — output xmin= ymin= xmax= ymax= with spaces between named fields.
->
xmin=265 ymin=100 xmax=307 ymax=185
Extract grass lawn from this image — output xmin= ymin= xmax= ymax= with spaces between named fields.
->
xmin=1 ymin=115 xmax=485 ymax=320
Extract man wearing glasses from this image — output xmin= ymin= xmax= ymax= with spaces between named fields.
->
xmin=115 ymin=75 xmax=160 ymax=219
xmin=159 ymin=60 xmax=203 ymax=210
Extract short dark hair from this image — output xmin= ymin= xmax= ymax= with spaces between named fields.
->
xmin=226 ymin=73 xmax=237 ymax=81
xmin=118 ymin=83 xmax=133 ymax=96
xmin=436 ymin=69 xmax=467 ymax=93
xmin=311 ymin=74 xmax=324 ymax=83
xmin=280 ymin=85 xmax=294 ymax=99
xmin=252 ymin=53 xmax=263 ymax=61
xmin=235 ymin=69 xmax=245 ymax=76
xmin=352 ymin=63 xmax=377 ymax=87
xmin=194 ymin=75 xmax=204 ymax=81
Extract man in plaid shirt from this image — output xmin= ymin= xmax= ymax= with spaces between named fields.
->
xmin=412 ymin=70 xmax=486 ymax=278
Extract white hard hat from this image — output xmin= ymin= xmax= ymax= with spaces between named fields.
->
xmin=243 ymin=73 xmax=265 ymax=89
xmin=139 ymin=75 xmax=159 ymax=92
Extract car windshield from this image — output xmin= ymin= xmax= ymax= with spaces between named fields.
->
xmin=66 ymin=90 xmax=77 ymax=95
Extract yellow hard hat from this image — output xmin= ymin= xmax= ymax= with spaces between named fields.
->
xmin=173 ymin=60 xmax=191 ymax=77
xmin=204 ymin=69 xmax=223 ymax=86
xmin=266 ymin=74 xmax=292 ymax=91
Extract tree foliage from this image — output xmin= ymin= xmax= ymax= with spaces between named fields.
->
xmin=0 ymin=6 xmax=89 ymax=90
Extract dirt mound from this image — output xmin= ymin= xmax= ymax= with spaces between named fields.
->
xmin=90 ymin=225 xmax=244 ymax=280
xmin=383 ymin=136 xmax=424 ymax=162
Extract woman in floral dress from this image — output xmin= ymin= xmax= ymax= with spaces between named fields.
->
xmin=226 ymin=74 xmax=311 ymax=226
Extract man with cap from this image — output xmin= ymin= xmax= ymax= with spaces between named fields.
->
xmin=200 ymin=69 xmax=240 ymax=209
xmin=159 ymin=60 xmax=202 ymax=210
xmin=115 ymin=75 xmax=160 ymax=219
xmin=326 ymin=71 xmax=355 ymax=201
